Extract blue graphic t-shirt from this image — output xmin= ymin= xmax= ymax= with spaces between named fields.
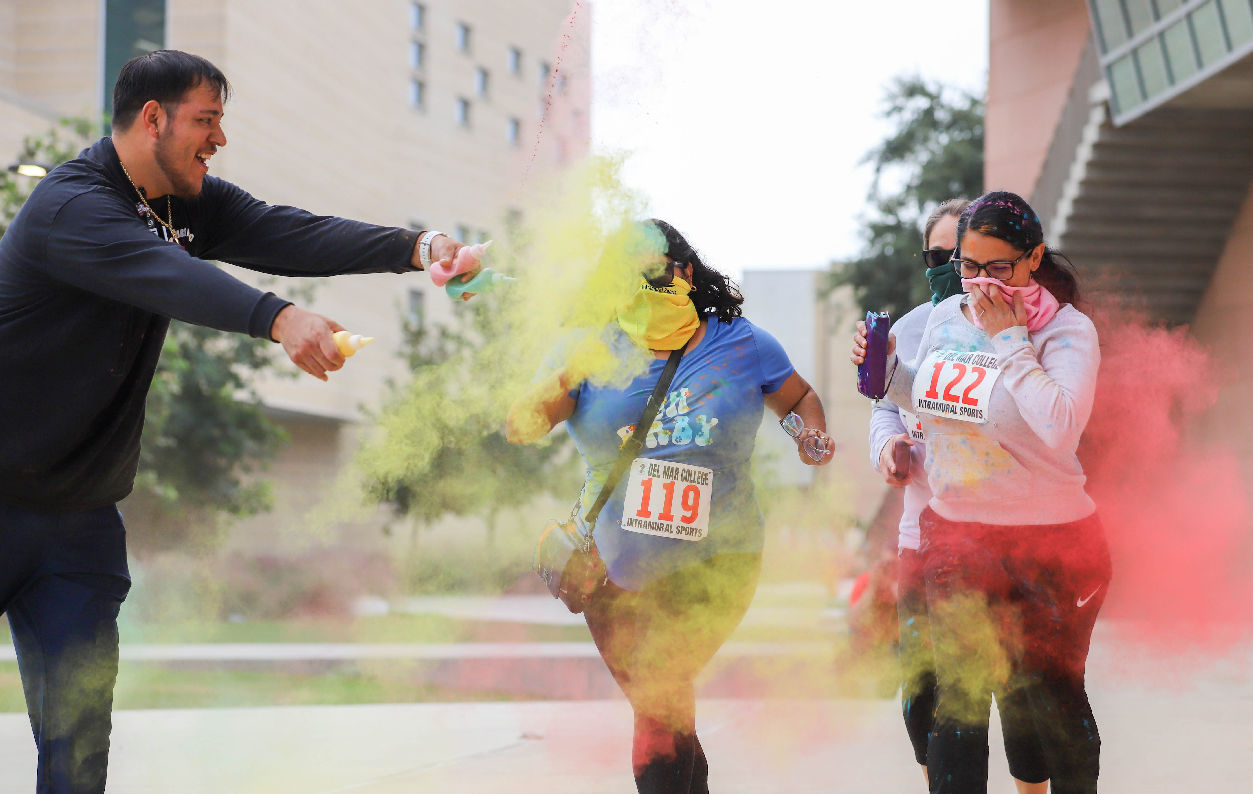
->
xmin=566 ymin=316 xmax=794 ymax=590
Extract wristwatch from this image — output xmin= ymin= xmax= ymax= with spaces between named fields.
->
xmin=418 ymin=230 xmax=445 ymax=270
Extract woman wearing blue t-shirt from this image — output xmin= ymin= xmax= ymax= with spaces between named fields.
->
xmin=508 ymin=219 xmax=832 ymax=794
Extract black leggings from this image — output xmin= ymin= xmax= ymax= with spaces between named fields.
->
xmin=898 ymin=548 xmax=1048 ymax=781
xmin=920 ymin=508 xmax=1111 ymax=794
xmin=583 ymin=553 xmax=761 ymax=794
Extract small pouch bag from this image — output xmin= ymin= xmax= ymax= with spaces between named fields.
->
xmin=534 ymin=512 xmax=606 ymax=613
xmin=533 ymin=344 xmax=686 ymax=613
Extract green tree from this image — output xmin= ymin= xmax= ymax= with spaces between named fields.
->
xmin=1 ymin=118 xmax=290 ymax=553
xmin=358 ymin=298 xmax=580 ymax=568
xmin=828 ymin=76 xmax=984 ymax=318
xmin=126 ymin=322 xmax=289 ymax=553
xmin=0 ymin=117 xmax=98 ymax=236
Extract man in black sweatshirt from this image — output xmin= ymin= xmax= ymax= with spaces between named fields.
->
xmin=0 ymin=50 xmax=479 ymax=793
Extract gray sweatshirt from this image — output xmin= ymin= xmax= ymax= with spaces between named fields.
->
xmin=883 ymin=294 xmax=1099 ymax=526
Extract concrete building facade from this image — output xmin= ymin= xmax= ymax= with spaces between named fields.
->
xmin=739 ymin=269 xmax=885 ymax=522
xmin=987 ymin=0 xmax=1253 ymax=501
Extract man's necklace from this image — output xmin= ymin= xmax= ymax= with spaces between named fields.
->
xmin=119 ymin=160 xmax=179 ymax=242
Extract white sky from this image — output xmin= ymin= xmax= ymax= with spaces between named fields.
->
xmin=590 ymin=1 xmax=989 ymax=278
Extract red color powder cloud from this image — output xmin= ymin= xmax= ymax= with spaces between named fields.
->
xmin=1081 ymin=302 xmax=1253 ymax=651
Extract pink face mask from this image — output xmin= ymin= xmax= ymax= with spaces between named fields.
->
xmin=961 ymin=276 xmax=1060 ymax=333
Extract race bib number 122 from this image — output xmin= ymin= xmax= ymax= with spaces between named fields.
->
xmin=621 ymin=458 xmax=712 ymax=542
xmin=912 ymin=350 xmax=1002 ymax=424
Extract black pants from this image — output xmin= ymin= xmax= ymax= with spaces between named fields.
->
xmin=583 ymin=553 xmax=761 ymax=794
xmin=1 ymin=502 xmax=131 ymax=794
xmin=898 ymin=548 xmax=1048 ymax=781
xmin=898 ymin=547 xmax=939 ymax=765
xmin=920 ymin=508 xmax=1111 ymax=794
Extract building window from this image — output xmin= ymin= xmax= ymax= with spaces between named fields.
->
xmin=1124 ymin=1 xmax=1156 ymax=39
xmin=1134 ymin=38 xmax=1170 ymax=96
xmin=507 ymin=117 xmax=521 ymax=145
xmin=410 ymin=79 xmax=425 ymax=109
xmin=1220 ymin=0 xmax=1253 ymax=47
xmin=1107 ymin=54 xmax=1142 ymax=116
xmin=1191 ymin=1 xmax=1230 ymax=67
xmin=476 ymin=229 xmax=490 ymax=244
xmin=407 ymin=288 xmax=425 ymax=329
xmin=457 ymin=22 xmax=472 ymax=52
xmin=539 ymin=60 xmax=552 ymax=86
xmin=1162 ymin=17 xmax=1200 ymax=82
xmin=509 ymin=46 xmax=522 ymax=75
xmin=410 ymin=40 xmax=425 ymax=70
xmin=103 ymin=0 xmax=166 ymax=129
xmin=505 ymin=208 xmax=523 ymax=238
xmin=1092 ymin=0 xmax=1253 ymax=122
xmin=410 ymin=2 xmax=425 ymax=31
xmin=1092 ymin=0 xmax=1130 ymax=52
xmin=456 ymin=224 xmax=471 ymax=243
xmin=456 ymin=97 xmax=471 ymax=126
xmin=475 ymin=67 xmax=490 ymax=97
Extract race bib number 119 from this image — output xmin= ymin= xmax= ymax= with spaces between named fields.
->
xmin=912 ymin=350 xmax=1002 ymax=424
xmin=621 ymin=458 xmax=712 ymax=542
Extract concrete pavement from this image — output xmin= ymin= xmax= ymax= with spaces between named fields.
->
xmin=1 ymin=667 xmax=1250 ymax=792
xmin=1 ymin=622 xmax=1250 ymax=791
xmin=2 ymin=586 xmax=1251 ymax=791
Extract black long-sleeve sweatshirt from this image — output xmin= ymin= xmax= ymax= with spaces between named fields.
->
xmin=0 ymin=137 xmax=422 ymax=511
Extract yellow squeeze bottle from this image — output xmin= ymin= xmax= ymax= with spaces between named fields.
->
xmin=333 ymin=331 xmax=374 ymax=357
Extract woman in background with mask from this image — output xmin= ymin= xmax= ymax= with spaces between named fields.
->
xmin=852 ymin=191 xmax=1109 ymax=794
xmin=869 ymin=197 xmax=1049 ymax=792
xmin=508 ymin=218 xmax=832 ymax=794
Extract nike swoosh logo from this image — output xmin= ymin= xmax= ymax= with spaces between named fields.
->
xmin=1076 ymin=585 xmax=1103 ymax=608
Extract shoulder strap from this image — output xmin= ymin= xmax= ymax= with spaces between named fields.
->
xmin=583 ymin=344 xmax=686 ymax=527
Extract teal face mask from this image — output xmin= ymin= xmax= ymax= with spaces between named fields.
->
xmin=926 ymin=263 xmax=964 ymax=305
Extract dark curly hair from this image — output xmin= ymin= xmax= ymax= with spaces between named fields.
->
xmin=957 ymin=190 xmax=1081 ymax=306
xmin=646 ymin=219 xmax=743 ymax=323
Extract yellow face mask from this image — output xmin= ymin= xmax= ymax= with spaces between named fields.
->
xmin=615 ymin=276 xmax=700 ymax=350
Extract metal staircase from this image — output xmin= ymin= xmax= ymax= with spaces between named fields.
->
xmin=1033 ymin=44 xmax=1253 ymax=325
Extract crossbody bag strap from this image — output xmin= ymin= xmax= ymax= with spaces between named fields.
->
xmin=582 ymin=343 xmax=686 ymax=528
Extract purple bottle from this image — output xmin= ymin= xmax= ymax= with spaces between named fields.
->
xmin=857 ymin=311 xmax=890 ymax=399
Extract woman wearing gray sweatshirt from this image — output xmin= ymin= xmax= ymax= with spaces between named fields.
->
xmin=854 ymin=191 xmax=1111 ymax=794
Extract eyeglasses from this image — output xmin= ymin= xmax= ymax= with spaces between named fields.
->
xmin=950 ymin=248 xmax=1031 ymax=281
xmin=779 ymin=412 xmax=831 ymax=462
xmin=644 ymin=259 xmax=683 ymax=288
xmin=920 ymin=248 xmax=954 ymax=270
